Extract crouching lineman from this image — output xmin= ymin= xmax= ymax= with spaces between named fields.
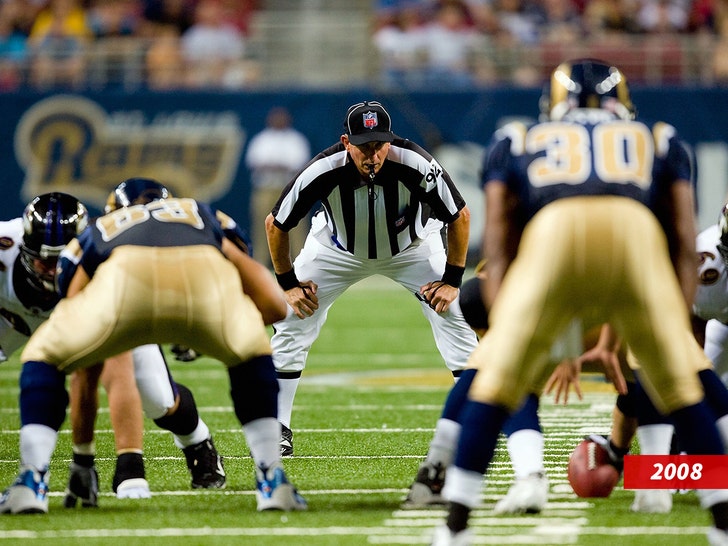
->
xmin=65 ymin=178 xmax=231 ymax=508
xmin=1 ymin=191 xmax=305 ymax=514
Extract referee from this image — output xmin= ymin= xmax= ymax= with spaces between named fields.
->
xmin=265 ymin=100 xmax=479 ymax=455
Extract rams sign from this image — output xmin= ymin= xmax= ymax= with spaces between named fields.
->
xmin=14 ymin=95 xmax=245 ymax=212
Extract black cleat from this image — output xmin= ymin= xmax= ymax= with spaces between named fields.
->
xmin=280 ymin=424 xmax=294 ymax=457
xmin=183 ymin=438 xmax=226 ymax=489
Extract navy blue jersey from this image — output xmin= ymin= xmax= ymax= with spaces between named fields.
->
xmin=56 ymin=198 xmax=225 ymax=297
xmin=482 ymin=112 xmax=692 ymax=221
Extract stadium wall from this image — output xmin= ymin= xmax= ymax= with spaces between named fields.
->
xmin=1 ymin=88 xmax=726 ymax=256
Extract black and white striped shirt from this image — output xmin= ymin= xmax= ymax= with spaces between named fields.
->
xmin=271 ymin=138 xmax=466 ymax=259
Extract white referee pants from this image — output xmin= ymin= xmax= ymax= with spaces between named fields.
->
xmin=270 ymin=229 xmax=479 ymax=375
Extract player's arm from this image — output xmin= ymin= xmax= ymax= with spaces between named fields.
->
xmin=666 ymin=179 xmax=699 ymax=310
xmin=221 ymin=237 xmax=287 ymax=325
xmin=264 ymin=213 xmax=318 ymax=319
xmin=482 ymin=180 xmax=521 ymax=310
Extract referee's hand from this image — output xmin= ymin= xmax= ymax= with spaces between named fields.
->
xmin=286 ymin=280 xmax=319 ymax=319
xmin=419 ymin=281 xmax=457 ymax=314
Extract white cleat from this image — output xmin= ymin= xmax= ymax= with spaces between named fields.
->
xmin=631 ymin=489 xmax=672 ymax=513
xmin=708 ymin=527 xmax=728 ymax=546
xmin=115 ymin=478 xmax=151 ymax=499
xmin=493 ymin=472 xmax=549 ymax=515
xmin=0 ymin=466 xmax=49 ymax=514
xmin=430 ymin=524 xmax=472 ymax=546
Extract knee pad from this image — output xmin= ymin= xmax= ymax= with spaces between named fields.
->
xmin=153 ymin=383 xmax=199 ymax=436
xmin=616 ymin=381 xmax=638 ymax=418
xmin=502 ymin=393 xmax=540 ymax=436
xmin=20 ymin=361 xmax=68 ymax=430
xmin=229 ymin=355 xmax=278 ymax=425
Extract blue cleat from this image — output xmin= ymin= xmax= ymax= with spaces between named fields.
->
xmin=255 ymin=463 xmax=307 ymax=511
xmin=0 ymin=466 xmax=49 ymax=514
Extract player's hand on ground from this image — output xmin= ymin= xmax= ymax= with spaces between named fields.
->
xmin=419 ymin=281 xmax=458 ymax=313
xmin=286 ymin=280 xmax=318 ymax=319
xmin=544 ymin=359 xmax=583 ymax=405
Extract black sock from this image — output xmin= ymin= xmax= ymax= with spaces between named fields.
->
xmin=73 ymin=453 xmax=95 ymax=468
xmin=447 ymin=502 xmax=471 ymax=533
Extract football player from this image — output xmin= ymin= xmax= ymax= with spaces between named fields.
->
xmin=430 ymin=58 xmax=728 ymax=546
xmin=65 ymin=178 xmax=229 ymax=509
xmin=2 ymin=186 xmax=304 ymax=515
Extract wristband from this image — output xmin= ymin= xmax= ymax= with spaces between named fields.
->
xmin=441 ymin=263 xmax=465 ymax=288
xmin=275 ymin=269 xmax=299 ymax=290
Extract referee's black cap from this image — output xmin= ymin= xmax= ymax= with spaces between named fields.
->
xmin=345 ymin=101 xmax=395 ymax=145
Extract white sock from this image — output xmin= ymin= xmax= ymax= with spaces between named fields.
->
xmin=20 ymin=424 xmax=58 ymax=470
xmin=442 ymin=465 xmax=483 ymax=508
xmin=507 ymin=429 xmax=545 ymax=479
xmin=426 ymin=418 xmax=461 ymax=467
xmin=636 ymin=424 xmax=674 ymax=454
xmin=277 ymin=377 xmax=300 ymax=428
xmin=173 ymin=418 xmax=211 ymax=449
xmin=243 ymin=417 xmax=280 ymax=469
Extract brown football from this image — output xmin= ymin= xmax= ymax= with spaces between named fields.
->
xmin=567 ymin=439 xmax=620 ymax=498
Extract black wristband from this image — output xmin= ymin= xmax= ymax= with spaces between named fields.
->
xmin=275 ymin=269 xmax=299 ymax=290
xmin=441 ymin=263 xmax=465 ymax=288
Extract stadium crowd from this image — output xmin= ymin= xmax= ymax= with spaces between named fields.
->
xmin=0 ymin=0 xmax=726 ymax=91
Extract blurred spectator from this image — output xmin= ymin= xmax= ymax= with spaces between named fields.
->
xmin=87 ymin=0 xmax=141 ymax=38
xmin=372 ymin=3 xmax=427 ymax=88
xmin=635 ymin=0 xmax=691 ymax=33
xmin=538 ymin=0 xmax=583 ymax=43
xmin=421 ymin=0 xmax=485 ymax=87
xmin=180 ymin=0 xmax=257 ymax=88
xmin=712 ymin=11 xmax=728 ymax=83
xmin=244 ymin=106 xmax=311 ymax=267
xmin=145 ymin=25 xmax=183 ymax=89
xmin=492 ymin=0 xmax=541 ymax=44
xmin=0 ymin=0 xmax=29 ymax=90
xmin=28 ymin=0 xmax=91 ymax=90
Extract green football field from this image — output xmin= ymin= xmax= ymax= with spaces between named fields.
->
xmin=0 ymin=276 xmax=715 ymax=545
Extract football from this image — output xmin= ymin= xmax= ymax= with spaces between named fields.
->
xmin=567 ymin=438 xmax=620 ymax=498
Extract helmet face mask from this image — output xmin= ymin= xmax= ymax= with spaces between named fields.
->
xmin=20 ymin=192 xmax=88 ymax=292
xmin=540 ymin=58 xmax=636 ymax=122
xmin=104 ymin=177 xmax=171 ymax=213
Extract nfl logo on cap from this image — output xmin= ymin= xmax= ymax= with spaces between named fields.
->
xmin=363 ymin=111 xmax=378 ymax=129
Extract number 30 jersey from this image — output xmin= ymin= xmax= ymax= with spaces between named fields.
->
xmin=483 ymin=110 xmax=691 ymax=220
xmin=57 ymin=198 xmax=226 ymax=297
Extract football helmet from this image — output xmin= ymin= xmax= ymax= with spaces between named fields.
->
xmin=540 ymin=58 xmax=635 ymax=122
xmin=104 ymin=177 xmax=171 ymax=213
xmin=20 ymin=192 xmax=88 ymax=292
xmin=717 ymin=202 xmax=728 ymax=268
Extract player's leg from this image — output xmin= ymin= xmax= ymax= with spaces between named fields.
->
xmin=64 ymin=364 xmax=102 ymax=508
xmin=99 ymin=353 xmax=150 ymax=499
xmin=495 ymin=393 xmax=549 ymax=514
xmin=0 ymin=361 xmax=67 ymax=514
xmin=189 ymin=250 xmax=306 ymax=511
xmin=228 ymin=355 xmax=307 ymax=511
xmin=617 ymin=211 xmax=728 ymax=538
xmin=132 ymin=344 xmax=225 ymax=489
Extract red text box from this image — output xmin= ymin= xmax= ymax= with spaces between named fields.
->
xmin=624 ymin=455 xmax=728 ymax=489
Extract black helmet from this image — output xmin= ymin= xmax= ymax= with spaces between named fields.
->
xmin=540 ymin=58 xmax=635 ymax=122
xmin=718 ymin=202 xmax=728 ymax=268
xmin=20 ymin=192 xmax=88 ymax=292
xmin=104 ymin=177 xmax=171 ymax=213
